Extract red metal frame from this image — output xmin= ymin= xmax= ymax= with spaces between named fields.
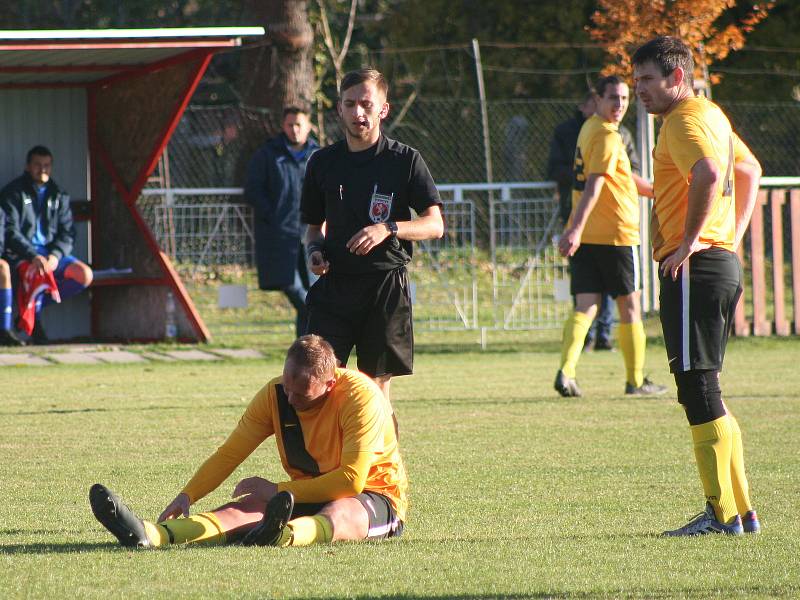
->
xmin=0 ymin=64 xmax=140 ymax=73
xmin=87 ymin=48 xmax=216 ymax=342
xmin=0 ymin=40 xmax=237 ymax=51
xmin=0 ymin=82 xmax=84 ymax=89
xmin=92 ymin=48 xmax=212 ymax=88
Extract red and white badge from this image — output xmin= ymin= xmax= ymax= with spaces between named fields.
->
xmin=368 ymin=184 xmax=394 ymax=223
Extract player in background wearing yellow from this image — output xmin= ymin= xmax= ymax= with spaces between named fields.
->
xmin=633 ymin=36 xmax=762 ymax=536
xmin=90 ymin=335 xmax=408 ymax=548
xmin=555 ymin=75 xmax=667 ymax=398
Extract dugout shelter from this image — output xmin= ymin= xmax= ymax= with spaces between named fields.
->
xmin=0 ymin=28 xmax=263 ymax=342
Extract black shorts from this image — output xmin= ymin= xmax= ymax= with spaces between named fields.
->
xmin=292 ymin=491 xmax=404 ymax=541
xmin=570 ymin=244 xmax=640 ymax=298
xmin=659 ymin=248 xmax=742 ymax=373
xmin=306 ymin=267 xmax=413 ymax=378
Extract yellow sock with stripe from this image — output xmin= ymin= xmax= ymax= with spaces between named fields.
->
xmin=728 ymin=414 xmax=753 ymax=514
xmin=618 ymin=321 xmax=646 ymax=387
xmin=691 ymin=416 xmax=738 ymax=524
xmin=559 ymin=311 xmax=593 ymax=378
xmin=141 ymin=512 xmax=226 ymax=547
xmin=287 ymin=515 xmax=334 ymax=547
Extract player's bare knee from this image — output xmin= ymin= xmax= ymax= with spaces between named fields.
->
xmin=616 ymin=293 xmax=640 ymax=323
xmin=0 ymin=259 xmax=10 ymax=286
xmin=320 ymin=497 xmax=369 ymax=541
xmin=67 ymin=261 xmax=93 ymax=287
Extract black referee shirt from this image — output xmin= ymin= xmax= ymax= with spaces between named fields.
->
xmin=301 ymin=134 xmax=441 ymax=275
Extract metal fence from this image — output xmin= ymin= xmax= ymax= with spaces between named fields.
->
xmin=138 ymin=183 xmax=567 ymax=341
xmin=163 ymin=100 xmax=800 ymax=196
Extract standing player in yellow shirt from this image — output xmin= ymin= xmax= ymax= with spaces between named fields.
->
xmin=633 ymin=36 xmax=762 ymax=536
xmin=556 ymin=75 xmax=666 ymax=398
xmin=89 ymin=335 xmax=408 ymax=548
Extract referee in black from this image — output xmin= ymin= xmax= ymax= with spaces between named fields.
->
xmin=301 ymin=68 xmax=444 ymax=434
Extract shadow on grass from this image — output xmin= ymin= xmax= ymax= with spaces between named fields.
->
xmin=286 ymin=589 xmax=790 ymax=600
xmin=0 ymin=541 xmax=118 ymax=554
xmin=1 ymin=403 xmax=244 ymax=417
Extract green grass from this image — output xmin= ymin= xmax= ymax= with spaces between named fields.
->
xmin=1 ymin=337 xmax=799 ymax=598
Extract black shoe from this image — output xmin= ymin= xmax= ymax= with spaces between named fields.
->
xmin=89 ymin=483 xmax=151 ymax=548
xmin=241 ymin=491 xmax=295 ymax=547
xmin=625 ymin=377 xmax=668 ymax=396
xmin=31 ymin=320 xmax=48 ymax=345
xmin=594 ymin=339 xmax=615 ymax=351
xmin=0 ymin=328 xmax=26 ymax=346
xmin=554 ymin=370 xmax=582 ymax=397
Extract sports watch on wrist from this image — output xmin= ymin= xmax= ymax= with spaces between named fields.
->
xmin=386 ymin=221 xmax=398 ymax=237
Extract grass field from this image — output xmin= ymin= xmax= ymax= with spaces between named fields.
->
xmin=1 ymin=336 xmax=799 ymax=599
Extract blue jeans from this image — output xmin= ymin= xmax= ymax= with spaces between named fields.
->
xmin=585 ymin=293 xmax=614 ymax=345
xmin=283 ymin=267 xmax=318 ymax=337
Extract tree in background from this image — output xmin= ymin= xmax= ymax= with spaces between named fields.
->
xmin=589 ymin=0 xmax=772 ymax=91
xmin=238 ymin=0 xmax=315 ymax=120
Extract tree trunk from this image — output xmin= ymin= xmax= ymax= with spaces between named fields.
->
xmin=239 ymin=0 xmax=315 ymax=135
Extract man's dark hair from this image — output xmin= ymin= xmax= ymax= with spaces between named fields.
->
xmin=632 ymin=36 xmax=694 ymax=89
xmin=26 ymin=145 xmax=52 ymax=164
xmin=339 ymin=68 xmax=388 ymax=98
xmin=285 ymin=334 xmax=338 ymax=380
xmin=594 ymin=75 xmax=626 ymax=98
xmin=282 ymin=106 xmax=310 ymax=120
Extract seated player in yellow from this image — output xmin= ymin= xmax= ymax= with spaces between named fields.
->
xmin=556 ymin=75 xmax=666 ymax=398
xmin=89 ymin=335 xmax=408 ymax=548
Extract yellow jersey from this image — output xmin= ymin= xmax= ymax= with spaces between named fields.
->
xmin=652 ymin=96 xmax=753 ymax=261
xmin=571 ymin=114 xmax=640 ymax=246
xmin=181 ymin=368 xmax=409 ymax=521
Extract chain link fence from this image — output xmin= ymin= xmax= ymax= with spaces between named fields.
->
xmin=137 ymin=183 xmax=568 ymax=343
xmin=142 ymin=42 xmax=800 ymax=343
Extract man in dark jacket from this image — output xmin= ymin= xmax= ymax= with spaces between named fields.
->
xmin=245 ymin=107 xmax=319 ymax=336
xmin=547 ymin=94 xmax=644 ymax=352
xmin=1 ymin=145 xmax=93 ymax=343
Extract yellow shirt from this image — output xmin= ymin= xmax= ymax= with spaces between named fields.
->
xmin=181 ymin=368 xmax=409 ymax=521
xmin=652 ymin=96 xmax=753 ymax=261
xmin=571 ymin=114 xmax=640 ymax=246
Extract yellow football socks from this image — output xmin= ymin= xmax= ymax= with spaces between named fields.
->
xmin=287 ymin=515 xmax=334 ymax=547
xmin=560 ymin=311 xmax=593 ymax=378
xmin=142 ymin=512 xmax=226 ymax=547
xmin=690 ymin=416 xmax=738 ymax=524
xmin=728 ymin=414 xmax=753 ymax=514
xmin=618 ymin=321 xmax=646 ymax=387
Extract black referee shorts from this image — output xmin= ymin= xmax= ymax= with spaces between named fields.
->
xmin=306 ymin=266 xmax=413 ymax=378
xmin=659 ymin=248 xmax=742 ymax=373
xmin=570 ymin=243 xmax=641 ymax=298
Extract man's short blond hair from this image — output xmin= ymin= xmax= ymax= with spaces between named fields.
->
xmin=340 ymin=68 xmax=388 ymax=98
xmin=285 ymin=335 xmax=338 ymax=380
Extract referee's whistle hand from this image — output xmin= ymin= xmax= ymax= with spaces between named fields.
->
xmin=346 ymin=224 xmax=390 ymax=256
xmin=308 ymin=251 xmax=329 ymax=275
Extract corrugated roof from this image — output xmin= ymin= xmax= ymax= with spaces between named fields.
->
xmin=0 ymin=27 xmax=265 ymax=86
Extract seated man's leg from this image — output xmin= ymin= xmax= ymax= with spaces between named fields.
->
xmin=248 ymin=491 xmax=402 ymax=547
xmin=57 ymin=256 xmax=93 ymax=299
xmin=0 ymin=259 xmax=24 ymax=345
xmin=91 ymin=483 xmax=267 ymax=548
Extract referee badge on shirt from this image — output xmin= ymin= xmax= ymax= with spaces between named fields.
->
xmin=368 ymin=184 xmax=394 ymax=223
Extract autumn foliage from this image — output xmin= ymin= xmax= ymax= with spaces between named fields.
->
xmin=589 ymin=0 xmax=772 ymax=83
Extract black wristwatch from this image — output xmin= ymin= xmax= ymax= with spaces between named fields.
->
xmin=386 ymin=221 xmax=398 ymax=237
